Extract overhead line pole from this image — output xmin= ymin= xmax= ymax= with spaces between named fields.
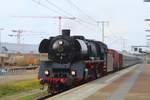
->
xmin=59 ymin=16 xmax=61 ymax=34
xmin=56 ymin=16 xmax=76 ymax=34
xmin=97 ymin=21 xmax=109 ymax=42
xmin=0 ymin=28 xmax=4 ymax=52
xmin=11 ymin=30 xmax=23 ymax=51
xmin=123 ymin=38 xmax=126 ymax=51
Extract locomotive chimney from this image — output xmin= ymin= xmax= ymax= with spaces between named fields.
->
xmin=62 ymin=29 xmax=70 ymax=36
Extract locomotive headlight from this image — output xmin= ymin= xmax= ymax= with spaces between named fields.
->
xmin=71 ymin=70 xmax=76 ymax=76
xmin=58 ymin=40 xmax=63 ymax=45
xmin=44 ymin=70 xmax=49 ymax=76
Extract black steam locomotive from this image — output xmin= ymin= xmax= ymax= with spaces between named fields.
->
xmin=38 ymin=29 xmax=108 ymax=94
xmin=38 ymin=29 xmax=142 ymax=94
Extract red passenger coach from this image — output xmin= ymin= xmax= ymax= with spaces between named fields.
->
xmin=108 ymin=49 xmax=122 ymax=71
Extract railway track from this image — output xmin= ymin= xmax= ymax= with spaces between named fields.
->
xmin=37 ymin=94 xmax=52 ymax=100
xmin=37 ymin=90 xmax=66 ymax=100
xmin=36 ymin=85 xmax=82 ymax=100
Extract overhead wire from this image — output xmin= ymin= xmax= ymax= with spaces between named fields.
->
xmin=45 ymin=0 xmax=97 ymax=27
xmin=66 ymin=0 xmax=97 ymax=23
xmin=32 ymin=0 xmax=98 ymax=32
xmin=46 ymin=0 xmax=73 ymax=17
xmin=32 ymin=0 xmax=66 ymax=16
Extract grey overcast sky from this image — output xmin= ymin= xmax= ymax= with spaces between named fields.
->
xmin=0 ymin=0 xmax=150 ymax=51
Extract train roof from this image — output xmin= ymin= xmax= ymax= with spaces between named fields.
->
xmin=108 ymin=48 xmax=138 ymax=57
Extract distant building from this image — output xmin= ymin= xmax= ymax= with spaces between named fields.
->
xmin=0 ymin=43 xmax=39 ymax=54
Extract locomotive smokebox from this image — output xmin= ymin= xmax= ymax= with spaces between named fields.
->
xmin=62 ymin=29 xmax=70 ymax=37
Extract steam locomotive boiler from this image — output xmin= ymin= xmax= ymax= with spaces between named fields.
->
xmin=38 ymin=29 xmax=108 ymax=94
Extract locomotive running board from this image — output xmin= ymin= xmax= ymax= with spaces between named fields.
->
xmin=84 ymin=60 xmax=104 ymax=63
